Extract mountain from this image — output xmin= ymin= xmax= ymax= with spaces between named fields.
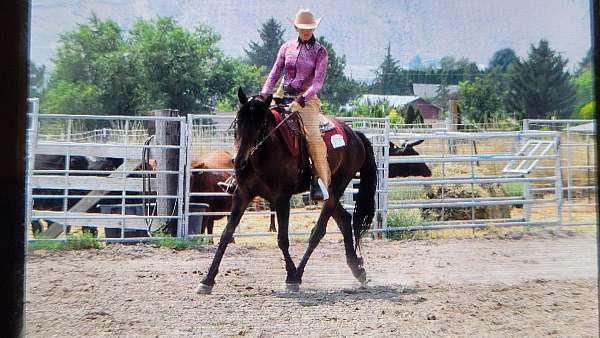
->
xmin=31 ymin=0 xmax=592 ymax=81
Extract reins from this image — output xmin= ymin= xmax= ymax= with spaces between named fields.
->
xmin=232 ymin=96 xmax=298 ymax=158
xmin=249 ymin=107 xmax=298 ymax=157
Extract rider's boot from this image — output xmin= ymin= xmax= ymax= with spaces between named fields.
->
xmin=310 ymin=177 xmax=329 ymax=201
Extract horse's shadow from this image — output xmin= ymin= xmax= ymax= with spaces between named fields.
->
xmin=271 ymin=284 xmax=421 ymax=306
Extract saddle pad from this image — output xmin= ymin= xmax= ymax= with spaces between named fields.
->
xmin=271 ymin=108 xmax=299 ymax=156
xmin=270 ymin=108 xmax=347 ymax=156
xmin=319 ymin=114 xmax=336 ymax=132
xmin=322 ymin=119 xmax=348 ymax=151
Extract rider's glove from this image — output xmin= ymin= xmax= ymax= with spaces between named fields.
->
xmin=294 ymin=95 xmax=306 ymax=108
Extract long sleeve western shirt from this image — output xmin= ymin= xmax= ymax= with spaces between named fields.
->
xmin=261 ymin=36 xmax=328 ymax=101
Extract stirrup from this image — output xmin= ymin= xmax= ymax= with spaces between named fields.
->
xmin=310 ymin=178 xmax=329 ymax=201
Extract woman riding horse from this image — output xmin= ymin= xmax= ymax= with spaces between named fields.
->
xmin=219 ymin=8 xmax=330 ymax=200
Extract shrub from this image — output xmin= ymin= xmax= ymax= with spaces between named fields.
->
xmin=28 ymin=232 xmax=102 ymax=251
xmin=386 ymin=209 xmax=426 ymax=240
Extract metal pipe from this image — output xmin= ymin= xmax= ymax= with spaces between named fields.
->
xmin=388 ymin=198 xmax=557 ymax=209
xmin=387 ymin=176 xmax=556 ymax=186
xmin=388 ymin=154 xmax=557 ymax=163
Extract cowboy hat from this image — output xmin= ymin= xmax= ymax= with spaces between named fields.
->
xmin=287 ymin=8 xmax=322 ymax=30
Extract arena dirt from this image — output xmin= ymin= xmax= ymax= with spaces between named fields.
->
xmin=26 ymin=231 xmax=598 ymax=337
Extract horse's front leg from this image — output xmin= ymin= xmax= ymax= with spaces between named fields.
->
xmin=273 ymin=197 xmax=297 ymax=286
xmin=197 ymin=191 xmax=251 ymax=294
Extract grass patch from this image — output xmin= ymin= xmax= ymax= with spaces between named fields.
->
xmin=386 ymin=209 xmax=429 ymax=240
xmin=150 ymin=231 xmax=207 ymax=250
xmin=28 ymin=232 xmax=102 ymax=251
xmin=501 ymin=182 xmax=524 ymax=197
xmin=388 ymin=186 xmax=425 ymax=201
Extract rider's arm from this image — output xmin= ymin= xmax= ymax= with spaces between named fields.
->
xmin=302 ymin=46 xmax=328 ymax=101
xmin=260 ymin=43 xmax=287 ymax=96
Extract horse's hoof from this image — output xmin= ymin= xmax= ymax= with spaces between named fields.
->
xmin=196 ymin=283 xmax=213 ymax=295
xmin=357 ymin=270 xmax=368 ymax=288
xmin=286 ymin=283 xmax=301 ymax=292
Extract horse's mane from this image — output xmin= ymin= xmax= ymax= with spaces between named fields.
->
xmin=234 ymin=96 xmax=271 ymax=143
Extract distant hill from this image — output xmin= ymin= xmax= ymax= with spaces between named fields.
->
xmin=31 ymin=0 xmax=591 ymax=81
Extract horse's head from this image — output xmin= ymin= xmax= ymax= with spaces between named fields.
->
xmin=388 ymin=140 xmax=432 ymax=177
xmin=234 ymin=87 xmax=272 ymax=173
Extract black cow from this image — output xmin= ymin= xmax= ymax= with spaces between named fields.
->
xmin=31 ymin=155 xmax=124 ymax=237
xmin=388 ymin=140 xmax=431 ymax=177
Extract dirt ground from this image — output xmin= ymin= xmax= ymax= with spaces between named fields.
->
xmin=26 ymin=231 xmax=598 ymax=337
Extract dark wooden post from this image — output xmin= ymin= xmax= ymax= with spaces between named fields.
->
xmin=154 ymin=109 xmax=181 ymax=236
xmin=1 ymin=1 xmax=28 ymax=336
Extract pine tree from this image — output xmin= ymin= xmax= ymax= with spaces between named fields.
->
xmin=245 ymin=18 xmax=285 ymax=73
xmin=371 ymin=44 xmax=404 ymax=94
xmin=403 ymin=105 xmax=424 ymax=124
xmin=489 ymin=48 xmax=518 ymax=71
xmin=506 ymin=40 xmax=575 ymax=118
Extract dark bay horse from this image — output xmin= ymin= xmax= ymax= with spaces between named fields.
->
xmin=197 ymin=88 xmax=377 ymax=293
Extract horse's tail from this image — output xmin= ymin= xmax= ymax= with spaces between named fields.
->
xmin=352 ymin=131 xmax=377 ymax=251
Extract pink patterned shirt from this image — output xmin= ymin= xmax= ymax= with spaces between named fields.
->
xmin=261 ymin=36 xmax=328 ymax=101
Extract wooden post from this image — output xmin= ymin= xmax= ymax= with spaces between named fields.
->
xmin=447 ymin=100 xmax=460 ymax=154
xmin=154 ymin=109 xmax=181 ymax=236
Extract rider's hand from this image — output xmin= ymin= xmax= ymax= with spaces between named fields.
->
xmin=257 ymin=93 xmax=267 ymax=101
xmin=289 ymin=101 xmax=302 ymax=112
xmin=294 ymin=95 xmax=306 ymax=108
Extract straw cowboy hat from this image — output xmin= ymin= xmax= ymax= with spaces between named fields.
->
xmin=287 ymin=9 xmax=322 ymax=29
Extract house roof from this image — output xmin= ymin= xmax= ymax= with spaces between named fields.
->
xmin=358 ymin=94 xmax=419 ymax=107
xmin=412 ymin=83 xmax=459 ymax=98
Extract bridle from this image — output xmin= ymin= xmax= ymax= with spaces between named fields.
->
xmin=232 ymin=96 xmax=298 ymax=158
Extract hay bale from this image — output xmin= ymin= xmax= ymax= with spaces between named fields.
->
xmin=421 ymin=164 xmax=512 ymax=221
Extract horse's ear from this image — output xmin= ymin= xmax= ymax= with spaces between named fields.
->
xmin=237 ymin=87 xmax=248 ymax=104
xmin=263 ymin=94 xmax=273 ymax=107
xmin=407 ymin=139 xmax=424 ymax=147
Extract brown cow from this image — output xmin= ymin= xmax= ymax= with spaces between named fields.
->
xmin=189 ymin=151 xmax=234 ymax=236
xmin=189 ymin=151 xmax=277 ymax=237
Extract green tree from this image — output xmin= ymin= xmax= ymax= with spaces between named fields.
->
xmin=578 ymin=48 xmax=592 ymax=72
xmin=403 ymin=105 xmax=424 ymax=124
xmin=506 ymin=39 xmax=575 ymax=118
xmin=43 ymin=81 xmax=103 ymax=114
xmin=208 ymin=57 xmax=264 ymax=109
xmin=575 ymin=100 xmax=595 ymax=119
xmin=459 ymin=75 xmax=504 ymax=123
xmin=44 ymin=13 xmax=129 ymax=114
xmin=245 ymin=18 xmax=285 ymax=73
xmin=128 ymin=17 xmax=226 ymax=113
xmin=43 ymin=14 xmax=266 ymax=115
xmin=572 ymin=69 xmax=593 ymax=111
xmin=316 ymin=36 xmax=366 ymax=111
xmin=371 ymin=44 xmax=406 ymax=94
xmin=489 ymin=48 xmax=518 ymax=71
xmin=29 ymin=61 xmax=46 ymax=98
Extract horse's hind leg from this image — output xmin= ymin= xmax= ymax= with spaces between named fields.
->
xmin=333 ymin=202 xmax=367 ymax=286
xmin=197 ymin=192 xmax=251 ymax=294
xmin=295 ymin=198 xmax=337 ymax=284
